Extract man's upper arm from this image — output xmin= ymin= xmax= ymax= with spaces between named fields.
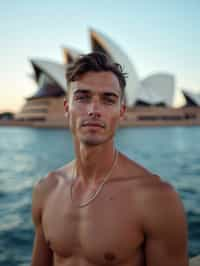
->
xmin=143 ymin=182 xmax=189 ymax=266
xmin=31 ymin=176 xmax=53 ymax=266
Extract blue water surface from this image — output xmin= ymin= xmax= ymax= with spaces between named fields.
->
xmin=0 ymin=126 xmax=199 ymax=265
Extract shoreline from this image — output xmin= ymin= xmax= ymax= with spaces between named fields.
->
xmin=1 ymin=120 xmax=200 ymax=128
xmin=1 ymin=106 xmax=200 ymax=128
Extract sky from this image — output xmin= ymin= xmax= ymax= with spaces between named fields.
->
xmin=0 ymin=0 xmax=200 ymax=112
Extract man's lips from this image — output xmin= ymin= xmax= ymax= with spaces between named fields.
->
xmin=81 ymin=121 xmax=105 ymax=128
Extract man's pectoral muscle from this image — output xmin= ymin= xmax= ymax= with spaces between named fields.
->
xmin=30 ymin=172 xmax=188 ymax=266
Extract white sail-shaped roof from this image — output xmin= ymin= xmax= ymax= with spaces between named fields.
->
xmin=90 ymin=29 xmax=140 ymax=106
xmin=136 ymin=84 xmax=166 ymax=105
xmin=62 ymin=46 xmax=82 ymax=64
xmin=30 ymin=59 xmax=67 ymax=91
xmin=182 ymin=89 xmax=200 ymax=106
xmin=140 ymin=73 xmax=175 ymax=106
xmin=27 ymin=73 xmax=37 ymax=82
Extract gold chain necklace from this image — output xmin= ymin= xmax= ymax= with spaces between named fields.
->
xmin=70 ymin=150 xmax=118 ymax=208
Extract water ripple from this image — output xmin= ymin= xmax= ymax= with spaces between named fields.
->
xmin=0 ymin=126 xmax=199 ymax=265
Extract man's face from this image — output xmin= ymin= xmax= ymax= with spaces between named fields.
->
xmin=64 ymin=71 xmax=126 ymax=146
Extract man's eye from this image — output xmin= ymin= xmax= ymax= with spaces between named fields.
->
xmin=103 ymin=97 xmax=115 ymax=104
xmin=75 ymin=95 xmax=90 ymax=101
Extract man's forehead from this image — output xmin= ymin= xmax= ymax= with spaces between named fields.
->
xmin=71 ymin=82 xmax=120 ymax=93
xmin=70 ymin=72 xmax=121 ymax=95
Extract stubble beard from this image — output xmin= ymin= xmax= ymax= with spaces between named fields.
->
xmin=79 ymin=132 xmax=113 ymax=146
xmin=78 ymin=128 xmax=116 ymax=146
xmin=70 ymin=117 xmax=117 ymax=147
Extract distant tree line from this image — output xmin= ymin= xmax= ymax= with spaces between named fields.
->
xmin=0 ymin=112 xmax=14 ymax=120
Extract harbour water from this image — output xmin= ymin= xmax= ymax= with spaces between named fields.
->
xmin=0 ymin=126 xmax=200 ymax=265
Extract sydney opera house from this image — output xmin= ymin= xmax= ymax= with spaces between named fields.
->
xmin=12 ymin=29 xmax=200 ymax=127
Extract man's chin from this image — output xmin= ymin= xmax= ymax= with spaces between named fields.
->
xmin=81 ymin=138 xmax=104 ymax=146
xmin=79 ymin=135 xmax=107 ymax=146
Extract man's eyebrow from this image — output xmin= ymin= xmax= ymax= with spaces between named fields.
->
xmin=73 ymin=89 xmax=90 ymax=94
xmin=73 ymin=89 xmax=119 ymax=98
xmin=102 ymin=92 xmax=119 ymax=98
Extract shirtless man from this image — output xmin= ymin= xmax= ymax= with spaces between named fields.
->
xmin=31 ymin=52 xmax=188 ymax=266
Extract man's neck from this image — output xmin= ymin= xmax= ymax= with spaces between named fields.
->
xmin=74 ymin=141 xmax=117 ymax=185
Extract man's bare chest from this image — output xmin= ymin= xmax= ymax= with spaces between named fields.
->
xmin=42 ymin=181 xmax=144 ymax=264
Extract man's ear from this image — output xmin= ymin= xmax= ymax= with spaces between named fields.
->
xmin=120 ymin=103 xmax=126 ymax=120
xmin=64 ymin=98 xmax=69 ymax=116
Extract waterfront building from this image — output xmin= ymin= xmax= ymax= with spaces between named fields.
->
xmin=182 ymin=90 xmax=200 ymax=107
xmin=13 ymin=29 xmax=200 ymax=128
xmin=15 ymin=60 xmax=67 ymax=126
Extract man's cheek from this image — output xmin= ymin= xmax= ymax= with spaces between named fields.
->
xmin=111 ymin=116 xmax=120 ymax=129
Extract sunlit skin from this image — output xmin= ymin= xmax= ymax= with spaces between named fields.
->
xmin=31 ymin=71 xmax=188 ymax=266
xmin=67 ymin=72 xmax=125 ymax=143
xmin=64 ymin=71 xmax=126 ymax=185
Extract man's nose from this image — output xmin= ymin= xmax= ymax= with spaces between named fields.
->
xmin=87 ymin=99 xmax=101 ymax=118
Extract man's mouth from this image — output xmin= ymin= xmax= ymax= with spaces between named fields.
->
xmin=82 ymin=121 xmax=105 ymax=128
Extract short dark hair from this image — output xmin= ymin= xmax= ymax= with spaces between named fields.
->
xmin=66 ymin=52 xmax=127 ymax=99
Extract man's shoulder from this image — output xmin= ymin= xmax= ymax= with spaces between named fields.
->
xmin=139 ymin=176 xmax=178 ymax=203
xmin=33 ymin=161 xmax=74 ymax=200
xmin=120 ymin=153 xmax=182 ymax=211
xmin=31 ymin=172 xmax=58 ymax=226
xmin=33 ymin=171 xmax=58 ymax=193
xmin=118 ymin=152 xmax=160 ymax=181
xmin=134 ymin=170 xmax=179 ymax=208
xmin=32 ymin=171 xmax=59 ymax=212
xmin=138 ymin=178 xmax=186 ymax=233
xmin=32 ymin=162 xmax=74 ymax=226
